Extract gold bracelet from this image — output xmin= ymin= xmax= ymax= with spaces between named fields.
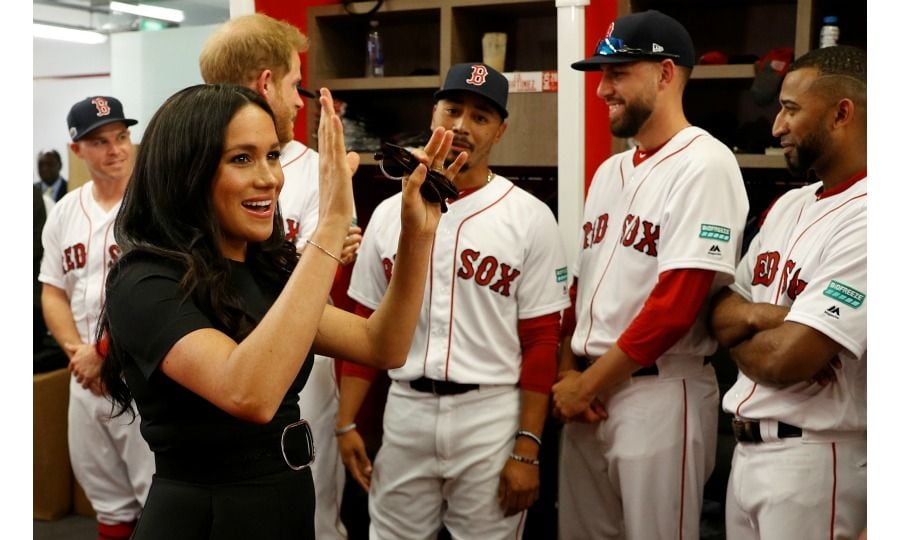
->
xmin=306 ymin=239 xmax=342 ymax=263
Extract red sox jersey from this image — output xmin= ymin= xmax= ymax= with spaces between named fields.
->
xmin=723 ymin=176 xmax=867 ymax=434
xmin=279 ymin=140 xmax=320 ymax=250
xmin=348 ymin=175 xmax=570 ymax=384
xmin=38 ymin=181 xmax=121 ymax=343
xmin=571 ymin=126 xmax=749 ymax=366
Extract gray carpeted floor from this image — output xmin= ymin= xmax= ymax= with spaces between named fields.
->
xmin=34 ymin=515 xmax=95 ymax=540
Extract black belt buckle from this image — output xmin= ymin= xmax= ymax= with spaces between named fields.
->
xmin=281 ymin=420 xmax=316 ymax=471
xmin=732 ymin=417 xmax=802 ymax=443
xmin=732 ymin=418 xmax=759 ymax=443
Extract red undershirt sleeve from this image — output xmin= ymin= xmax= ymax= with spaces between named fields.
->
xmin=616 ymin=268 xmax=716 ymax=367
xmin=518 ymin=312 xmax=562 ymax=394
xmin=338 ymin=303 xmax=380 ymax=382
xmin=560 ymin=278 xmax=578 ymax=337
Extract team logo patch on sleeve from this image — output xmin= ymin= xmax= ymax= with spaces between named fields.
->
xmin=699 ymin=224 xmax=731 ymax=242
xmin=556 ymin=267 xmax=568 ymax=283
xmin=823 ymin=280 xmax=865 ymax=308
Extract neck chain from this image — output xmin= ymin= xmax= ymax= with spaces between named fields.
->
xmin=487 ymin=169 xmax=495 ymax=184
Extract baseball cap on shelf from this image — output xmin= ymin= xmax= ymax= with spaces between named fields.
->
xmin=571 ymin=10 xmax=695 ymax=71
xmin=750 ymin=47 xmax=794 ymax=105
xmin=67 ymin=96 xmax=138 ymax=141
xmin=434 ymin=62 xmax=508 ymax=119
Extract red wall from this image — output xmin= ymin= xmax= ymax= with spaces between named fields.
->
xmin=583 ymin=1 xmax=617 ymax=191
xmin=255 ymin=0 xmax=617 ymax=188
xmin=254 ymin=0 xmax=341 ymax=144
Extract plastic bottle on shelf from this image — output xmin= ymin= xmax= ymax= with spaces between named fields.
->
xmin=366 ymin=20 xmax=384 ymax=77
xmin=819 ymin=16 xmax=839 ymax=48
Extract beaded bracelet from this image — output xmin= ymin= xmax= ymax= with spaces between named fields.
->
xmin=515 ymin=429 xmax=542 ymax=447
xmin=334 ymin=422 xmax=357 ymax=436
xmin=508 ymin=452 xmax=540 ymax=466
xmin=306 ymin=239 xmax=342 ymax=263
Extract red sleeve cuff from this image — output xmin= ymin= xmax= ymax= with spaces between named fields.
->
xmin=518 ymin=312 xmax=561 ymax=394
xmin=617 ymin=268 xmax=715 ymax=366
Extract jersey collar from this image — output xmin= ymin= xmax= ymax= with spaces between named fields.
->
xmin=815 ymin=168 xmax=867 ymax=200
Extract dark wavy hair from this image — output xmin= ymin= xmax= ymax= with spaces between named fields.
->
xmin=100 ymin=83 xmax=299 ymax=417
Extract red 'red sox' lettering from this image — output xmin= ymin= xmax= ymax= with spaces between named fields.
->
xmin=285 ymin=219 xmax=301 ymax=243
xmin=621 ymin=214 xmax=659 ymax=256
xmin=457 ymin=248 xmax=521 ymax=297
xmin=779 ymin=259 xmax=808 ymax=300
xmin=751 ymin=251 xmax=807 ymax=299
xmin=108 ymin=245 xmax=121 ymax=267
xmin=381 ymin=256 xmax=394 ymax=282
xmin=752 ymin=251 xmax=780 ymax=286
xmin=63 ymin=243 xmax=87 ymax=273
xmin=582 ymin=214 xmax=609 ymax=248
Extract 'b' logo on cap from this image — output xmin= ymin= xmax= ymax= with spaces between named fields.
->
xmin=92 ymin=97 xmax=111 ymax=117
xmin=466 ymin=65 xmax=489 ymax=86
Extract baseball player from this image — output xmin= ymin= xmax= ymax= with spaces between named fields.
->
xmin=711 ymin=45 xmax=867 ymax=539
xmin=552 ymin=11 xmax=749 ymax=539
xmin=39 ymin=96 xmax=154 ymax=540
xmin=200 ymin=15 xmax=361 ymax=540
xmin=335 ymin=62 xmax=570 ymax=539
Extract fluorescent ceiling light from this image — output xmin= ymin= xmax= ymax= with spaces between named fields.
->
xmin=33 ymin=23 xmax=108 ymax=44
xmin=110 ymin=1 xmax=185 ymax=23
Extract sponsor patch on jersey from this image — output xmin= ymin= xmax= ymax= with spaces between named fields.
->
xmin=699 ymin=224 xmax=731 ymax=242
xmin=556 ymin=267 xmax=568 ymax=283
xmin=823 ymin=280 xmax=865 ymax=308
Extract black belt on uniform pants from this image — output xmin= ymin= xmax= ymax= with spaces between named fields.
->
xmin=731 ymin=417 xmax=803 ymax=443
xmin=409 ymin=377 xmax=479 ymax=396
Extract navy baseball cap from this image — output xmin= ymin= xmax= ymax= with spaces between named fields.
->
xmin=434 ymin=62 xmax=508 ymax=119
xmin=67 ymin=96 xmax=138 ymax=141
xmin=572 ymin=10 xmax=695 ymax=71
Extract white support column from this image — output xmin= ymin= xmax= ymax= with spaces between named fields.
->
xmin=229 ymin=0 xmax=255 ymax=18
xmin=555 ymin=0 xmax=590 ymax=268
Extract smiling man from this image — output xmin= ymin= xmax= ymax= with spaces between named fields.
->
xmin=710 ymin=45 xmax=867 ymax=540
xmin=553 ymin=10 xmax=749 ymax=539
xmin=336 ymin=62 xmax=569 ymax=539
xmin=39 ymin=96 xmax=154 ymax=540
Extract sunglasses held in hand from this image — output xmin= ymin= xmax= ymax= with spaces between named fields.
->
xmin=375 ymin=142 xmax=459 ymax=213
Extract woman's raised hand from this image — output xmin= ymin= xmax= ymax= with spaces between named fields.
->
xmin=316 ymin=88 xmax=357 ymax=231
xmin=401 ymin=127 xmax=467 ymax=237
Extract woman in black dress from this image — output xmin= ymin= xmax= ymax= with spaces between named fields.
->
xmin=99 ymin=83 xmax=464 ymax=539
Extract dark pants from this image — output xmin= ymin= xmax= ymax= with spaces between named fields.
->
xmin=133 ymin=468 xmax=315 ymax=540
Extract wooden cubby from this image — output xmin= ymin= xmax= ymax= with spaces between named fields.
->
xmin=619 ymin=0 xmax=866 ymax=208
xmin=306 ymin=0 xmax=559 ymax=226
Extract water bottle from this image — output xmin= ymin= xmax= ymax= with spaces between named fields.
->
xmin=819 ymin=16 xmax=839 ymax=48
xmin=366 ymin=20 xmax=384 ymax=77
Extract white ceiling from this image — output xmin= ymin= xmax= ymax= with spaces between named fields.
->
xmin=33 ymin=0 xmax=231 ymax=33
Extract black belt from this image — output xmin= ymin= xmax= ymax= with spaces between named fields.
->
xmin=732 ymin=417 xmax=803 ymax=443
xmin=409 ymin=377 xmax=479 ymax=396
xmin=155 ymin=420 xmax=315 ymax=484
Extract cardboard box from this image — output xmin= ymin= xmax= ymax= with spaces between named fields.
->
xmin=73 ymin=478 xmax=95 ymax=518
xmin=33 ymin=368 xmax=73 ymax=520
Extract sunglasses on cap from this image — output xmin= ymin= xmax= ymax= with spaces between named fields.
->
xmin=594 ymin=36 xmax=679 ymax=60
xmin=374 ymin=142 xmax=459 ymax=213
